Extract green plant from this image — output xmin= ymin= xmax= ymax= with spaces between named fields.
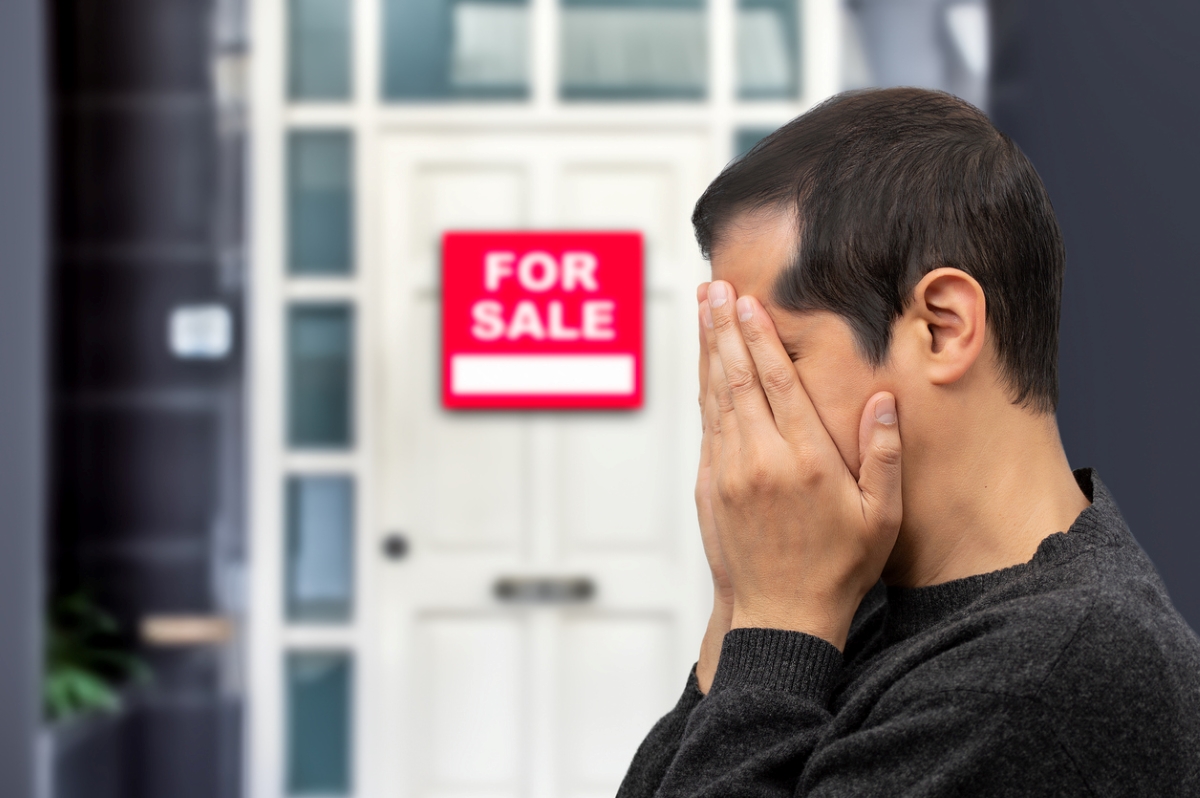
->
xmin=44 ymin=591 xmax=150 ymax=723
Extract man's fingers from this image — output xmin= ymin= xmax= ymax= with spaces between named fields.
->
xmin=701 ymin=327 xmax=725 ymax=467
xmin=731 ymin=294 xmax=822 ymax=438
xmin=856 ymin=392 xmax=903 ymax=536
xmin=702 ymin=299 xmax=738 ymax=449
xmin=707 ymin=281 xmax=774 ymax=434
xmin=697 ymin=303 xmax=710 ymax=419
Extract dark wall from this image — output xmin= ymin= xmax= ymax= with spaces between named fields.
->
xmin=991 ymin=1 xmax=1200 ymax=629
xmin=0 ymin=0 xmax=47 ymax=794
xmin=51 ymin=0 xmax=244 ymax=794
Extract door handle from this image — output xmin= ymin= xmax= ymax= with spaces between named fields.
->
xmin=493 ymin=575 xmax=595 ymax=604
xmin=382 ymin=532 xmax=410 ymax=560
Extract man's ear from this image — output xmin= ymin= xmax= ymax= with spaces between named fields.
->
xmin=905 ymin=267 xmax=987 ymax=385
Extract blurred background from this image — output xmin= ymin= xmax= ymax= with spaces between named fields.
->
xmin=1 ymin=0 xmax=1198 ymax=796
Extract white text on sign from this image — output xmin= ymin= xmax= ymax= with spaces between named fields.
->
xmin=471 ymin=250 xmax=615 ymax=341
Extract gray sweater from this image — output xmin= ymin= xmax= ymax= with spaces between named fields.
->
xmin=618 ymin=470 xmax=1200 ymax=796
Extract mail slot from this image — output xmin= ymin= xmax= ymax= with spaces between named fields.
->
xmin=493 ymin=575 xmax=596 ymax=604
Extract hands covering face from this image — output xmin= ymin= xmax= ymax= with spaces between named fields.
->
xmin=695 ymin=280 xmax=904 ymax=651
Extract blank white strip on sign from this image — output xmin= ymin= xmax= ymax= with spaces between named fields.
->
xmin=451 ymin=354 xmax=636 ymax=396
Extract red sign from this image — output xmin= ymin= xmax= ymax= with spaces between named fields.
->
xmin=442 ymin=231 xmax=643 ymax=410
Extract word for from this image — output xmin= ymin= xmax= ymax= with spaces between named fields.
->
xmin=484 ymin=250 xmax=598 ymax=292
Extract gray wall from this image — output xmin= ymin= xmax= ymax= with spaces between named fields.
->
xmin=51 ymin=0 xmax=245 ymax=794
xmin=991 ymin=0 xmax=1200 ymax=629
xmin=847 ymin=0 xmax=988 ymax=112
xmin=0 ymin=0 xmax=47 ymax=795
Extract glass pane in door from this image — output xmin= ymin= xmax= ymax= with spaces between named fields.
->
xmin=737 ymin=0 xmax=801 ymax=99
xmin=734 ymin=125 xmax=779 ymax=157
xmin=383 ymin=0 xmax=531 ymax=99
xmin=561 ymin=0 xmax=707 ymax=100
xmin=287 ymin=652 xmax=353 ymax=794
xmin=286 ymin=476 xmax=354 ymax=622
xmin=288 ymin=0 xmax=352 ymax=99
xmin=287 ymin=304 xmax=354 ymax=448
xmin=288 ymin=131 xmax=354 ymax=275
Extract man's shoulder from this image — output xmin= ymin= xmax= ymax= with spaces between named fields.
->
xmin=1042 ymin=556 xmax=1200 ymax=701
xmin=1031 ymin=549 xmax=1200 ymax=788
xmin=890 ymin=536 xmax=1200 ymax=697
xmin=1043 ymin=523 xmax=1200 ymax=681
xmin=980 ymin=542 xmax=1199 ymax=760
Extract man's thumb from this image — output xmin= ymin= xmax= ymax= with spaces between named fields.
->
xmin=858 ymin=392 xmax=903 ymax=534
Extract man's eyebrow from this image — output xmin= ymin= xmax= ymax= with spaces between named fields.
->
xmin=762 ymin=304 xmax=803 ymax=360
xmin=776 ymin=331 xmax=803 ymax=360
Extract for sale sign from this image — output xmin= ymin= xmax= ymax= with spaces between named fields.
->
xmin=441 ymin=231 xmax=643 ymax=410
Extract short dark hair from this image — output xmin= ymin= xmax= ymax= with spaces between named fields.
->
xmin=693 ymin=88 xmax=1065 ymax=412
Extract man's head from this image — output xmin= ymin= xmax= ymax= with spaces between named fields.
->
xmin=695 ymin=88 xmax=1065 ymax=477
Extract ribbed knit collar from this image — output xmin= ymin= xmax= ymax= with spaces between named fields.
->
xmin=881 ymin=469 xmax=1128 ymax=643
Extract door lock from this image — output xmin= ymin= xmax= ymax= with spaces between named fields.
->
xmin=382 ymin=533 xmax=410 ymax=560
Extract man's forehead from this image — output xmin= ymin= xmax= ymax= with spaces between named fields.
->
xmin=709 ymin=207 xmax=797 ymax=309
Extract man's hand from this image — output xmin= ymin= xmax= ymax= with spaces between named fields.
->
xmin=701 ymin=280 xmax=902 ymax=651
xmin=695 ymin=283 xmax=736 ymax=693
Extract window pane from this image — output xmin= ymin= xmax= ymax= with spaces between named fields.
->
xmin=286 ymin=476 xmax=354 ymax=622
xmin=288 ymin=305 xmax=353 ymax=448
xmin=383 ymin=0 xmax=531 ymax=100
xmin=287 ymin=652 xmax=353 ymax=795
xmin=737 ymin=0 xmax=801 ymax=99
xmin=561 ymin=0 xmax=706 ymax=100
xmin=288 ymin=131 xmax=353 ymax=275
xmin=288 ymin=0 xmax=352 ymax=100
xmin=734 ymin=126 xmax=778 ymax=157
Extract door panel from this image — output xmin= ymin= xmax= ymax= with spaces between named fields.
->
xmin=558 ymin=165 xmax=679 ymax=284
xmin=410 ymin=302 xmax=529 ymax=551
xmin=417 ymin=614 xmax=525 ymax=796
xmin=412 ymin=165 xmax=530 ymax=290
xmin=558 ymin=613 xmax=676 ymax=794
xmin=558 ymin=298 xmax=676 ymax=552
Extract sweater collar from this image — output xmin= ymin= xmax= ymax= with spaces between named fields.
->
xmin=881 ymin=469 xmax=1126 ymax=643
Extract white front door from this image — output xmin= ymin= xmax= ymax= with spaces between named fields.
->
xmin=365 ymin=128 xmax=713 ymax=798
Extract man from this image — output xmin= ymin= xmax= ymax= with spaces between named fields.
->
xmin=618 ymin=88 xmax=1200 ymax=797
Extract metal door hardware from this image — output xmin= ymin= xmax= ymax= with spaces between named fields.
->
xmin=382 ymin=533 xmax=410 ymax=560
xmin=493 ymin=575 xmax=595 ymax=604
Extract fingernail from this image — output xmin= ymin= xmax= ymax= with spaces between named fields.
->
xmin=703 ymin=303 xmax=714 ymax=329
xmin=736 ymin=297 xmax=754 ymax=322
xmin=709 ymin=282 xmax=728 ymax=308
xmin=874 ymin=395 xmax=897 ymax=425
